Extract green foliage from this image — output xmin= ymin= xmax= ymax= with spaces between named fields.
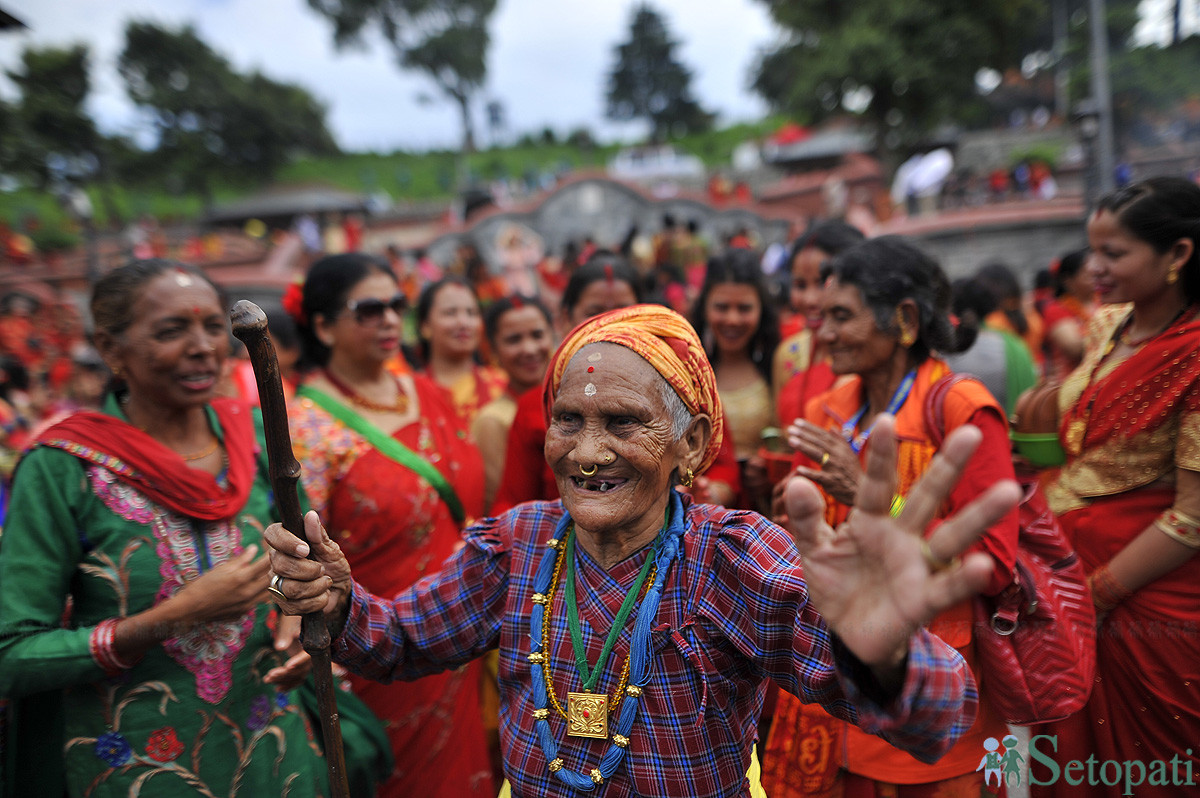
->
xmin=4 ymin=44 xmax=101 ymax=188
xmin=1009 ymin=143 xmax=1062 ymax=170
xmin=751 ymin=0 xmax=1046 ymax=152
xmin=1062 ymin=0 xmax=1193 ymax=144
xmin=1110 ymin=37 xmax=1200 ymax=117
xmin=27 ymin=222 xmax=80 ymax=254
xmin=605 ymin=4 xmax=714 ymax=141
xmin=118 ymin=21 xmax=337 ymax=202
xmin=307 ymin=0 xmax=499 ymax=153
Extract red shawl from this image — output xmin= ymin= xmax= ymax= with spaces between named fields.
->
xmin=1062 ymin=310 xmax=1200 ymax=454
xmin=34 ymin=398 xmax=258 ymax=521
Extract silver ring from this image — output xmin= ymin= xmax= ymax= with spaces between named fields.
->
xmin=267 ymin=573 xmax=288 ymax=603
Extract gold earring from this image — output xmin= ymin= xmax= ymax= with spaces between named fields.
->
xmin=681 ymin=467 xmax=694 ymax=488
xmin=900 ymin=328 xmax=916 ymax=347
xmin=1168 ymin=268 xmax=1180 ymax=285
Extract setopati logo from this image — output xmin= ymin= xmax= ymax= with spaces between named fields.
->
xmin=981 ymin=733 xmax=1198 ymax=795
xmin=977 ymin=733 xmax=1025 ymax=790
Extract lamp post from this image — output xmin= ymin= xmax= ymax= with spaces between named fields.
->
xmin=1086 ymin=0 xmax=1116 ymax=196
xmin=1072 ymin=99 xmax=1101 ymax=213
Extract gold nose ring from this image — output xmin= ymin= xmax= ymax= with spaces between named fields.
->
xmin=579 ymin=463 xmax=598 ymax=477
xmin=602 ymin=454 xmax=613 ymax=464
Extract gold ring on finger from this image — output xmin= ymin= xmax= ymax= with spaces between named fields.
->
xmin=920 ymin=539 xmax=960 ymax=574
xmin=819 ymin=451 xmax=830 ymax=467
xmin=267 ymin=573 xmax=288 ymax=603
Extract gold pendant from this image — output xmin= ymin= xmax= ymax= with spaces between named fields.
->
xmin=567 ymin=692 xmax=608 ymax=739
xmin=1065 ymin=418 xmax=1087 ymax=456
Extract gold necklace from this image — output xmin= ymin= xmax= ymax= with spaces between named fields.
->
xmin=120 ymin=395 xmax=220 ymax=462
xmin=180 ymin=437 xmax=220 ymax=461
xmin=539 ymin=530 xmax=653 ymax=724
xmin=323 ymin=368 xmax=410 ymax=414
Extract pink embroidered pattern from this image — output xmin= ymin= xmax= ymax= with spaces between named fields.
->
xmin=154 ymin=513 xmax=254 ymax=704
xmin=88 ymin=467 xmax=254 ymax=704
xmin=89 ymin=466 xmax=156 ymax=524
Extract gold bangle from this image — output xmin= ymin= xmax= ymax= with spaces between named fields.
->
xmin=1155 ymin=509 xmax=1200 ymax=548
xmin=1088 ymin=565 xmax=1133 ymax=612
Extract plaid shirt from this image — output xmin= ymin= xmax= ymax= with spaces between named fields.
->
xmin=334 ymin=494 xmax=977 ymax=798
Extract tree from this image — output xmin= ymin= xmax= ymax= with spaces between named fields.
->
xmin=751 ymin=0 xmax=1045 ymax=154
xmin=118 ymin=22 xmax=337 ymax=204
xmin=306 ymin=0 xmax=499 ymax=154
xmin=5 ymin=45 xmax=100 ymax=188
xmin=605 ymin=5 xmax=713 ymax=140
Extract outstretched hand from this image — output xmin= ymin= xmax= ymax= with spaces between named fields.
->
xmin=785 ymin=414 xmax=1020 ymax=672
xmin=263 ymin=511 xmax=355 ymax=636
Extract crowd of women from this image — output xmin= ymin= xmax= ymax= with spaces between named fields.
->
xmin=0 ymin=174 xmax=1198 ymax=797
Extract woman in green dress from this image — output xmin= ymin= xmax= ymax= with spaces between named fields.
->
xmin=0 ymin=260 xmax=326 ymax=797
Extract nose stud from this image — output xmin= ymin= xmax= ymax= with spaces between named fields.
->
xmin=601 ymin=454 xmax=613 ymax=464
xmin=579 ymin=463 xmax=598 ymax=477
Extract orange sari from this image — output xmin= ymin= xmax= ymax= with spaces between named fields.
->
xmin=761 ymin=358 xmax=1018 ymax=796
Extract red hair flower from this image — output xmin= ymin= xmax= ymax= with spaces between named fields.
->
xmin=281 ymin=280 xmax=307 ymax=325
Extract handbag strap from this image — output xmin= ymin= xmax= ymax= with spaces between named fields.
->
xmin=923 ymin=373 xmax=974 ymax=448
xmin=297 ymin=384 xmax=467 ymax=525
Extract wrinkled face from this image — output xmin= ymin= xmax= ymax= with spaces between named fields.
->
xmin=789 ymin=246 xmax=829 ymax=328
xmin=704 ymin=283 xmax=761 ymax=356
xmin=318 ymin=272 xmax=403 ymax=367
xmin=819 ymin=278 xmax=899 ymax=377
xmin=421 ymin=283 xmax=482 ymax=359
xmin=546 ymin=343 xmax=697 ymax=541
xmin=492 ymin=305 xmax=553 ymax=391
xmin=567 ymin=280 xmax=639 ymax=328
xmin=102 ymin=272 xmax=229 ymax=411
xmin=1086 ymin=209 xmax=1184 ymax=306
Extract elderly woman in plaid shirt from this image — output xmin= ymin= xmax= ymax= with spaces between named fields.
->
xmin=265 ymin=304 xmax=1019 ymax=798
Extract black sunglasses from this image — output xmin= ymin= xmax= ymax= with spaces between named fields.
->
xmin=345 ymin=293 xmax=407 ymax=325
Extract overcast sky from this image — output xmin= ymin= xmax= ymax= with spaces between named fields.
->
xmin=0 ymin=0 xmax=779 ymax=152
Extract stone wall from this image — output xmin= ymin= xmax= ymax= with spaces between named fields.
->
xmin=427 ymin=176 xmax=793 ymax=270
xmin=892 ymin=207 xmax=1088 ymax=286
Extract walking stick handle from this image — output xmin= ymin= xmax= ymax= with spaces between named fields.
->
xmin=230 ymin=300 xmax=351 ymax=798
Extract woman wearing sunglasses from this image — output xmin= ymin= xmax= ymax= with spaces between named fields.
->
xmin=413 ymin=276 xmax=508 ymax=427
xmin=285 ymin=253 xmax=494 ymax=798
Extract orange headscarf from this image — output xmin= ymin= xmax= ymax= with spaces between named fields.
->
xmin=543 ymin=304 xmax=724 ymax=474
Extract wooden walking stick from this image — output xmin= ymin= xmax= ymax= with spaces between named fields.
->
xmin=230 ymin=300 xmax=351 ymax=798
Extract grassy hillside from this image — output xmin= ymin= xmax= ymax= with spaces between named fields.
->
xmin=0 ymin=116 xmax=788 ymax=241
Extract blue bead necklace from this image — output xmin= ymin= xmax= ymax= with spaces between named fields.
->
xmin=526 ymin=492 xmax=685 ymax=790
xmin=841 ymin=369 xmax=917 ymax=453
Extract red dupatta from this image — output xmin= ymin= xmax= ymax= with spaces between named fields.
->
xmin=1061 ymin=308 xmax=1200 ymax=457
xmin=34 ymin=398 xmax=258 ymax=521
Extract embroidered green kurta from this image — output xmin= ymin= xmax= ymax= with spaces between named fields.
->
xmin=0 ymin=402 xmax=326 ymax=798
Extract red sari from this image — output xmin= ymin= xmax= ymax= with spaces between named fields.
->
xmin=773 ymin=327 xmax=838 ymax=430
xmin=1037 ymin=305 xmax=1200 ymax=796
xmin=290 ymin=376 xmax=494 ymax=798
